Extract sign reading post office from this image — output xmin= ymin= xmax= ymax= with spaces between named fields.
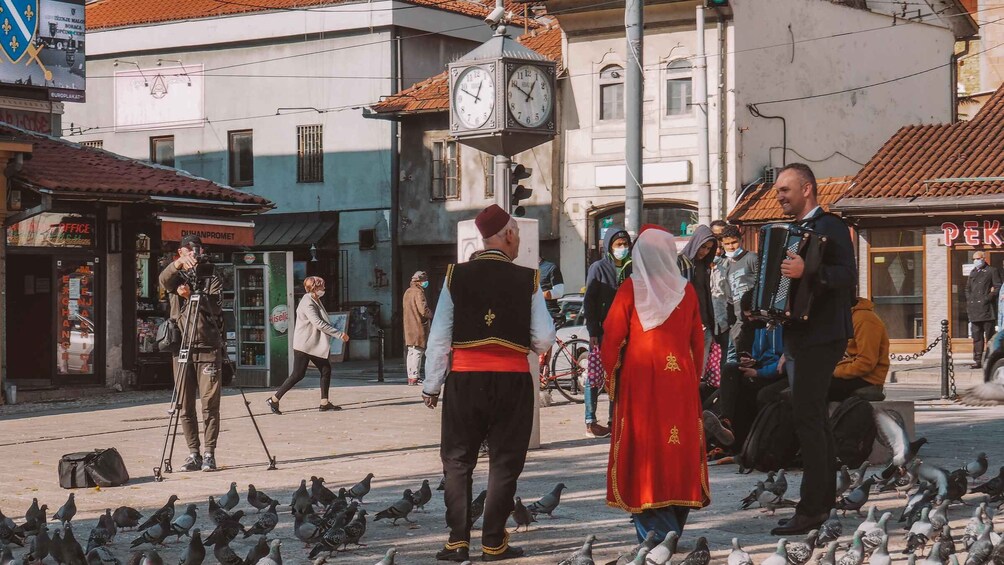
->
xmin=0 ymin=0 xmax=85 ymax=102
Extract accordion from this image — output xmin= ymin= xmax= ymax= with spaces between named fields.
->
xmin=751 ymin=223 xmax=828 ymax=324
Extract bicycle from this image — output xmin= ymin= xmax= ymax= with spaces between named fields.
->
xmin=539 ymin=315 xmax=590 ymax=403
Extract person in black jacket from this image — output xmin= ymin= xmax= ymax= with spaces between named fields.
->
xmin=582 ymin=226 xmax=632 ymax=438
xmin=770 ymin=163 xmax=857 ymax=537
xmin=966 ymin=250 xmax=1001 ymax=369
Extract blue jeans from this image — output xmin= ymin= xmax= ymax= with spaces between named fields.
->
xmin=632 ymin=507 xmax=690 ymax=543
xmin=584 ymin=385 xmax=606 ymax=425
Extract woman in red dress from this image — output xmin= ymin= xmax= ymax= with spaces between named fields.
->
xmin=600 ymin=227 xmax=710 ymax=543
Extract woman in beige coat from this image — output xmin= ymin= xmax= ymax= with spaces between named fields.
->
xmin=266 ymin=276 xmax=349 ymax=414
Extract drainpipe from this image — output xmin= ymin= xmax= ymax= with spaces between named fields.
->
xmin=389 ymin=28 xmax=403 ymax=357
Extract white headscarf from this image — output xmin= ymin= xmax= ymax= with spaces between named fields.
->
xmin=632 ymin=228 xmax=688 ymax=331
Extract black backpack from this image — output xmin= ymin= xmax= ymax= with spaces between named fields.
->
xmin=58 ymin=448 xmax=130 ymax=489
xmin=739 ymin=399 xmax=799 ymax=473
xmin=830 ymin=396 xmax=877 ymax=469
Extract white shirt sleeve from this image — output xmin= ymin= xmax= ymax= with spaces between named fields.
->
xmin=549 ymin=283 xmax=565 ymax=300
xmin=530 ymin=288 xmax=557 ymax=355
xmin=422 ymin=284 xmax=454 ymax=396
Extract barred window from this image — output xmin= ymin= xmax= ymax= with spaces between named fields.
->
xmin=297 ymin=124 xmax=324 ymax=183
xmin=431 ymin=140 xmax=459 ymax=200
xmin=81 ymin=140 xmax=103 ymax=149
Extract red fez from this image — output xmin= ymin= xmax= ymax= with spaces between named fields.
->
xmin=475 ymin=204 xmax=512 ymax=239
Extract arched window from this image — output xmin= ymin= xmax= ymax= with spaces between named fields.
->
xmin=598 ymin=64 xmax=625 ymax=121
xmin=666 ymin=59 xmax=692 ymax=116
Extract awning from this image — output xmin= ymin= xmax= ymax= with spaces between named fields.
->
xmin=254 ymin=212 xmax=339 ymax=250
xmin=159 ymin=214 xmax=255 ymax=247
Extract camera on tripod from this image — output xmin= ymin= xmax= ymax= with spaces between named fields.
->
xmin=180 ymin=252 xmax=216 ymax=290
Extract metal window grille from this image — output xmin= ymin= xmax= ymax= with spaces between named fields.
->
xmin=483 ymin=153 xmax=495 ymax=198
xmin=297 ymin=124 xmax=324 ymax=183
xmin=432 ymin=140 xmax=460 ymax=200
xmin=81 ymin=140 xmax=103 ymax=149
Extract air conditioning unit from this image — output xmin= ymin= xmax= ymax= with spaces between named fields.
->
xmin=762 ymin=166 xmax=782 ymax=186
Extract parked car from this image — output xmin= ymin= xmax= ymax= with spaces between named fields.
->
xmin=984 ymin=330 xmax=1004 ymax=385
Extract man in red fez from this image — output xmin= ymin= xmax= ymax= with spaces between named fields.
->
xmin=421 ymin=204 xmax=556 ymax=562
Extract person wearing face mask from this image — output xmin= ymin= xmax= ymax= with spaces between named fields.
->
xmin=266 ymin=276 xmax=349 ymax=414
xmin=966 ymin=251 xmax=1001 ymax=369
xmin=679 ymin=225 xmax=720 ymax=366
xmin=719 ymin=225 xmax=758 ymax=362
xmin=404 ymin=271 xmax=433 ymax=385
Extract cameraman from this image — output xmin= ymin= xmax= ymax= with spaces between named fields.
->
xmin=159 ymin=234 xmax=225 ymax=472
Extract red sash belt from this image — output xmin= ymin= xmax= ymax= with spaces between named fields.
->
xmin=452 ymin=345 xmax=529 ymax=373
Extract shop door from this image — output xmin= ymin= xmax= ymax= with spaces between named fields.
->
xmin=6 ymin=255 xmax=54 ymax=381
xmin=55 ymin=257 xmax=100 ymax=380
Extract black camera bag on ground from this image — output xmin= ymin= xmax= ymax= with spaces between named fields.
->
xmin=830 ymin=396 xmax=877 ymax=468
xmin=738 ymin=398 xmax=799 ymax=473
xmin=58 ymin=448 xmax=130 ymax=489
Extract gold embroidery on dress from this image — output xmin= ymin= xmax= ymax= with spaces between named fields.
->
xmin=668 ymin=426 xmax=681 ymax=445
xmin=485 ymin=309 xmax=496 ymax=327
xmin=665 ymin=353 xmax=680 ymax=372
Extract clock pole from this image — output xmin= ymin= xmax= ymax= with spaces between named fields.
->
xmin=625 ymin=0 xmax=644 ymax=237
xmin=494 ymin=154 xmax=511 ymax=211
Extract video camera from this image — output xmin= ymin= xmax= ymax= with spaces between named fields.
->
xmin=180 ymin=247 xmax=216 ymax=291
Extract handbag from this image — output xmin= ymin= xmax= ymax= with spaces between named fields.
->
xmin=155 ymin=318 xmax=181 ymax=355
xmin=703 ymin=341 xmax=722 ymax=388
xmin=585 ymin=345 xmax=605 ymax=389
xmin=58 ymin=448 xmax=129 ymax=489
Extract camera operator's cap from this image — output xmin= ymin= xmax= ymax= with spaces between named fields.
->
xmin=475 ymin=204 xmax=511 ymax=239
xmin=180 ymin=234 xmax=203 ymax=249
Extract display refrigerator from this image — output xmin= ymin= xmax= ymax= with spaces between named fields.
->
xmin=232 ymin=251 xmax=294 ymax=387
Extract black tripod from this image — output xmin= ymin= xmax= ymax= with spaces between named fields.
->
xmin=153 ymin=278 xmax=277 ymax=481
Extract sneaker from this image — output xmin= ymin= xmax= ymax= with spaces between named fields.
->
xmin=265 ymin=397 xmax=282 ymax=415
xmin=201 ymin=453 xmax=217 ymax=472
xmin=703 ymin=410 xmax=734 ymax=446
xmin=585 ymin=423 xmax=611 ymax=438
xmin=181 ymin=454 xmax=202 ymax=472
xmin=478 ymin=441 xmax=490 ymax=459
xmin=408 ymin=379 xmax=419 ymax=386
xmin=707 ymin=447 xmax=733 ymax=464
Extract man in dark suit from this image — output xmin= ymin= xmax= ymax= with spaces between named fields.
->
xmin=770 ymin=163 xmax=857 ymax=536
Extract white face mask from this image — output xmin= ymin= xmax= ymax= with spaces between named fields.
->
xmin=315 ymin=290 xmax=325 ymax=298
xmin=725 ymin=249 xmax=740 ymax=258
xmin=612 ymin=248 xmax=629 ymax=261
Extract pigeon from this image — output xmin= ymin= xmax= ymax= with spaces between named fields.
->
xmin=437 ymin=476 xmax=446 ymax=491
xmin=113 ymin=507 xmax=143 ymax=530
xmin=219 ymin=483 xmax=240 ymax=512
xmin=0 ymin=516 xmax=24 ymax=548
xmin=965 ymin=528 xmax=993 ymax=565
xmin=97 ymin=510 xmax=118 ymax=541
xmin=55 ymin=493 xmax=78 ymax=524
xmin=679 ymin=537 xmax=711 ymax=565
xmin=0 ymin=545 xmax=13 ymax=565
xmin=850 ymin=463 xmax=871 ymax=490
xmin=819 ymin=542 xmax=840 ymax=565
xmin=922 ymin=543 xmax=945 ymax=565
xmin=966 ymin=453 xmax=989 ymax=479
xmin=138 ymin=496 xmax=178 ymax=532
xmin=86 ymin=525 xmax=112 ymax=553
xmin=244 ymin=501 xmax=279 ymax=538
xmin=25 ymin=499 xmax=45 ymax=532
xmin=347 ymin=473 xmax=375 ymax=502
xmin=741 ymin=482 xmax=766 ymax=510
xmin=204 ymin=510 xmax=246 ymax=547
xmin=375 ymin=547 xmax=396 ymax=565
xmin=918 ymin=464 xmax=951 ymax=503
xmin=171 ymin=504 xmax=197 ymax=540
xmin=512 ymin=497 xmax=536 ymax=532
xmin=787 ymin=530 xmax=818 ymax=565
xmin=971 ymin=467 xmax=1004 ymax=497
xmin=130 ymin=515 xmax=170 ymax=548
xmin=891 ymin=461 xmax=923 ymax=495
xmin=290 ymin=481 xmax=313 ymax=517
xmin=527 ymin=483 xmax=567 ymax=517
xmin=257 ymin=539 xmax=282 ymax=565
xmin=762 ymin=538 xmax=789 ymax=565
xmin=764 ymin=471 xmax=779 ymax=491
xmin=875 ymin=408 xmax=926 ymax=469
xmin=819 ymin=509 xmax=844 ymax=547
xmin=837 ymin=478 xmax=876 ymax=516
xmin=470 ymin=490 xmax=488 ymax=525
xmin=139 ymin=549 xmax=164 ymax=565
xmin=644 ymin=531 xmax=679 ymax=565
xmin=869 ymin=536 xmax=891 ymax=565
xmin=341 ymin=509 xmax=368 ymax=549
xmin=959 ymin=383 xmax=1004 ymax=406
xmin=606 ymin=531 xmax=656 ymax=565
xmin=768 ymin=470 xmax=789 ymax=498
xmin=311 ymin=477 xmax=337 ymax=508
xmin=178 ymin=529 xmax=205 ymax=565
xmin=945 ymin=469 xmax=968 ymax=504
xmin=294 ymin=513 xmax=323 ymax=546
xmin=857 ymin=507 xmax=879 ymax=535
xmin=929 ymin=500 xmax=950 ymax=531
xmin=558 ymin=534 xmax=597 ymax=565
xmin=209 ymin=497 xmax=234 ymax=526
xmin=30 ymin=525 xmax=52 ymax=563
xmin=243 ymin=536 xmax=268 ymax=565
xmin=963 ymin=505 xmax=986 ymax=550
xmin=904 ymin=508 xmax=934 ymax=554
xmin=63 ymin=523 xmax=87 ymax=565
xmin=411 ymin=480 xmax=433 ymax=511
xmin=375 ymin=489 xmax=416 ymax=525
xmin=758 ymin=489 xmax=797 ymax=514
xmin=632 ymin=548 xmax=653 ymax=565
xmin=727 ymin=538 xmax=753 ymax=565
xmin=863 ymin=513 xmax=893 ymax=554
xmin=938 ymin=526 xmax=956 ymax=562
xmin=51 ymin=528 xmax=66 ymax=565
xmin=212 ymin=541 xmax=244 ymax=565
xmin=837 ymin=466 xmax=853 ymax=497
xmin=86 ymin=546 xmax=121 ymax=565
xmin=247 ymin=484 xmax=275 ymax=513
xmin=838 ymin=531 xmax=865 ymax=565
xmin=901 ymin=485 xmax=937 ymax=524
xmin=988 ymin=540 xmax=1004 ymax=565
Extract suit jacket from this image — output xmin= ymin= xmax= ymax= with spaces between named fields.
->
xmin=786 ymin=209 xmax=857 ymax=348
xmin=292 ymin=293 xmax=340 ymax=358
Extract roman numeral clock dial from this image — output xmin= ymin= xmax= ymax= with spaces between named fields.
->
xmin=507 ymin=65 xmax=552 ymax=128
xmin=453 ymin=66 xmax=495 ymax=129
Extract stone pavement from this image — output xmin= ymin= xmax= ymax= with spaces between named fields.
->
xmin=0 ymin=373 xmax=1001 ymax=564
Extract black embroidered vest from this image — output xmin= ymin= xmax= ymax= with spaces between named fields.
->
xmin=448 ymin=250 xmax=539 ymax=353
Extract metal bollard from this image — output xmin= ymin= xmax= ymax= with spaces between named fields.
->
xmin=376 ymin=329 xmax=385 ymax=383
xmin=940 ymin=319 xmax=949 ymax=399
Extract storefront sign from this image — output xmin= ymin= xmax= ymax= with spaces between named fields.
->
xmin=942 ymin=221 xmax=1004 ymax=247
xmin=269 ymin=304 xmax=289 ymax=334
xmin=6 ymin=213 xmax=95 ymax=247
xmin=0 ymin=108 xmax=51 ymax=134
xmin=161 ymin=218 xmax=254 ymax=247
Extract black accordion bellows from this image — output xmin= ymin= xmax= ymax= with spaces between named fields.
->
xmin=752 ymin=223 xmax=827 ymax=323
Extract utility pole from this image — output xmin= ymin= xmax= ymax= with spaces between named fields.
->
xmin=495 ymin=154 xmax=511 ymax=211
xmin=625 ymin=0 xmax=643 ymax=236
xmin=695 ymin=4 xmax=712 ymax=225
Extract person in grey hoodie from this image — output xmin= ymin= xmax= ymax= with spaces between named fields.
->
xmin=719 ymin=224 xmax=758 ymax=362
xmin=680 ymin=225 xmax=719 ymax=364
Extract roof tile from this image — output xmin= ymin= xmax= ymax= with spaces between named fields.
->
xmin=728 ymin=176 xmax=853 ymax=224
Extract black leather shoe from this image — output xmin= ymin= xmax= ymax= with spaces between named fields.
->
xmin=435 ymin=546 xmax=470 ymax=562
xmin=970 ymin=363 xmax=982 ymax=369
xmin=771 ymin=512 xmax=829 ymax=536
xmin=482 ymin=546 xmax=525 ymax=561
xmin=318 ymin=403 xmax=342 ymax=412
xmin=265 ymin=397 xmax=282 ymax=415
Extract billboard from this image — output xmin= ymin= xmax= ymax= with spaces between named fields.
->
xmin=0 ymin=0 xmax=85 ymax=102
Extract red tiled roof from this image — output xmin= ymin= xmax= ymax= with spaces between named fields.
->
xmin=3 ymin=125 xmax=273 ymax=210
xmin=370 ymin=23 xmax=563 ymax=115
xmin=728 ymin=176 xmax=853 ymax=224
xmin=88 ymin=0 xmax=536 ymax=31
xmin=845 ymin=83 xmax=1004 ymax=200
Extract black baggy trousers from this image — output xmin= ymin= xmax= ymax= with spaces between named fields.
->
xmin=441 ymin=371 xmax=533 ymax=552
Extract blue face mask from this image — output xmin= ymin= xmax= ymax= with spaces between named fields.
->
xmin=725 ymin=249 xmax=740 ymax=259
xmin=612 ymin=248 xmax=630 ymax=261
xmin=421 ymin=281 xmax=429 ymax=288
xmin=975 ymin=259 xmax=986 ymax=269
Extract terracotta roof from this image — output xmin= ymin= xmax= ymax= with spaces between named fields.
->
xmin=728 ymin=176 xmax=853 ymax=224
xmin=844 ymin=84 xmax=1004 ymax=201
xmin=88 ymin=0 xmax=536 ymax=31
xmin=370 ymin=23 xmax=563 ymax=115
xmin=2 ymin=124 xmax=272 ymax=210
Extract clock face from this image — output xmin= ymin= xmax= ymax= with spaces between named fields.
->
xmin=507 ymin=65 xmax=552 ymax=128
xmin=453 ymin=66 xmax=496 ymax=129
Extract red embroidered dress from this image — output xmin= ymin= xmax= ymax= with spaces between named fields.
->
xmin=600 ymin=279 xmax=711 ymax=512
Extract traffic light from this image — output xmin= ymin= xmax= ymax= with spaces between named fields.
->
xmin=510 ymin=163 xmax=532 ymax=217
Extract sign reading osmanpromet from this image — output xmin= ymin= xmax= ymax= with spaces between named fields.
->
xmin=161 ymin=218 xmax=254 ymax=247
xmin=942 ymin=221 xmax=1004 ymax=247
xmin=0 ymin=0 xmax=86 ymax=102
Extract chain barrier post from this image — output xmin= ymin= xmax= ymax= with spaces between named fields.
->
xmin=940 ymin=319 xmax=950 ymax=399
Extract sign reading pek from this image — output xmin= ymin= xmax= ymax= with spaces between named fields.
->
xmin=942 ymin=221 xmax=1004 ymax=247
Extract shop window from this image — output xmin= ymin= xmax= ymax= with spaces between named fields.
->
xmin=431 ymin=140 xmax=459 ymax=200
xmin=665 ymin=59 xmax=692 ymax=116
xmin=359 ymin=229 xmax=376 ymax=250
xmin=150 ymin=136 xmax=175 ymax=168
xmin=228 ymin=130 xmax=254 ymax=187
xmin=949 ymin=248 xmax=1004 ymax=339
xmin=599 ymin=65 xmax=625 ymax=121
xmin=868 ymin=228 xmax=924 ymax=340
xmin=57 ymin=259 xmax=98 ymax=376
xmin=296 ymin=124 xmax=323 ymax=183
